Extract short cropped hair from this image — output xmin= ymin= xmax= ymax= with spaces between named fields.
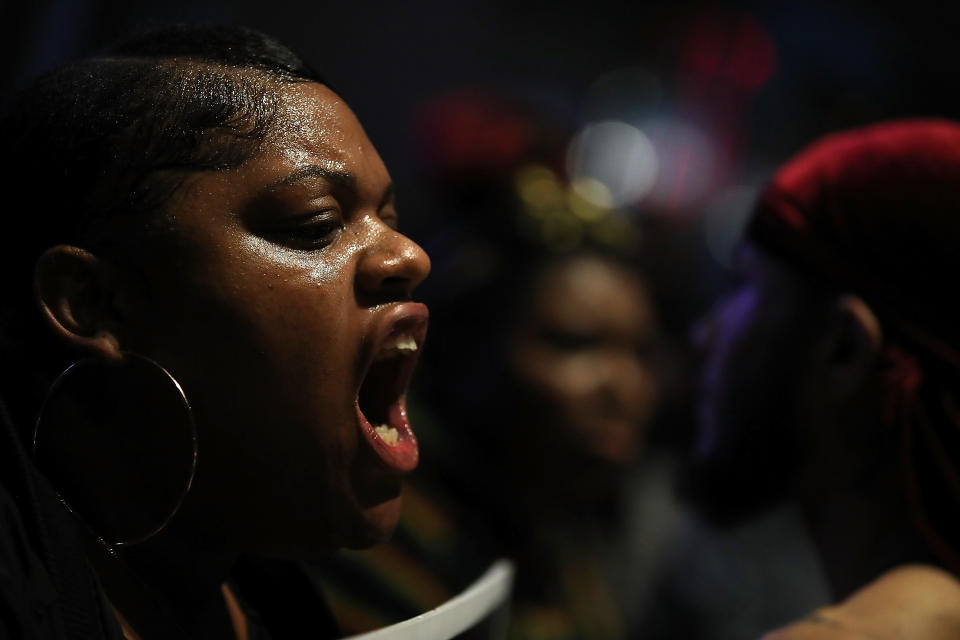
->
xmin=0 ymin=25 xmax=324 ymax=432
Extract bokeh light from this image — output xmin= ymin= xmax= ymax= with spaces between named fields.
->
xmin=566 ymin=120 xmax=658 ymax=207
xmin=515 ymin=164 xmax=566 ymax=212
xmin=642 ymin=117 xmax=717 ymax=211
xmin=680 ymin=10 xmax=778 ymax=93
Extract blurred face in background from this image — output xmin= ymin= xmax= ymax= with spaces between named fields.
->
xmin=684 ymin=243 xmax=829 ymax=524
xmin=509 ymin=254 xmax=661 ymax=470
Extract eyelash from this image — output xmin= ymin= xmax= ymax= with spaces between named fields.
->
xmin=268 ymin=205 xmax=399 ymax=250
xmin=275 ymin=212 xmax=344 ymax=250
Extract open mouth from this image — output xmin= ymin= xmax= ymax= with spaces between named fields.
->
xmin=356 ymin=310 xmax=427 ymax=473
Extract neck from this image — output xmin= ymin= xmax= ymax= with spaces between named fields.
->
xmin=509 ymin=433 xmax=625 ymax=528
xmin=84 ymin=522 xmax=240 ymax=640
xmin=795 ymin=389 xmax=937 ymax=599
xmin=800 ymin=479 xmax=932 ymax=600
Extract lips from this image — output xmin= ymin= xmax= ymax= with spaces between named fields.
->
xmin=355 ymin=303 xmax=428 ymax=473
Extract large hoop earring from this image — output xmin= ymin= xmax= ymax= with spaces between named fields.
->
xmin=33 ymin=353 xmax=197 ymax=551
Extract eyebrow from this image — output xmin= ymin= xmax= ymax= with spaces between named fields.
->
xmin=271 ymin=165 xmax=358 ymax=191
xmin=270 ymin=164 xmax=395 ymax=209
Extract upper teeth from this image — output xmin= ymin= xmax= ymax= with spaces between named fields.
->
xmin=380 ymin=333 xmax=418 ymax=356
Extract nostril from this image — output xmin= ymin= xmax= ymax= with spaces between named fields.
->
xmin=356 ymin=274 xmax=412 ymax=305
xmin=357 ymin=233 xmax=430 ymax=301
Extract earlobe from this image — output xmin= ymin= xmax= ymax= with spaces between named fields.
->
xmin=34 ymin=245 xmax=124 ymax=362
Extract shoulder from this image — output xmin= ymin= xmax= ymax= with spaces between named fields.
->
xmin=761 ymin=565 xmax=960 ymax=640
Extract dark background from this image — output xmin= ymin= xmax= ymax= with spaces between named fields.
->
xmin=5 ymin=1 xmax=958 ymax=201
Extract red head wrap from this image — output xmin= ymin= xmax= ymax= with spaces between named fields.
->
xmin=747 ymin=119 xmax=960 ymax=574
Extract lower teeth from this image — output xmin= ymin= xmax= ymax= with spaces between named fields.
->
xmin=375 ymin=424 xmax=399 ymax=446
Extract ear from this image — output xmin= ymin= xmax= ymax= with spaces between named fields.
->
xmin=34 ymin=245 xmax=125 ymax=362
xmin=820 ymin=294 xmax=883 ymax=397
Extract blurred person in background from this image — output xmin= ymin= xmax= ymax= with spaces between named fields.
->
xmin=686 ymin=119 xmax=960 ymax=639
xmin=315 ymin=90 xmax=687 ymax=639
xmin=494 ymin=247 xmax=666 ymax=640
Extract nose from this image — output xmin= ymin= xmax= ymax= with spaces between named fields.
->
xmin=356 ymin=227 xmax=431 ymax=303
xmin=605 ymin=352 xmax=657 ymax=416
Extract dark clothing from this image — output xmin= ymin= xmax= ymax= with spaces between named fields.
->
xmin=0 ymin=397 xmax=339 ymax=639
xmin=0 ymin=393 xmax=123 ymax=640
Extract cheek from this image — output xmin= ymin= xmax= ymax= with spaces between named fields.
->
xmin=188 ymin=283 xmax=369 ymax=544
xmin=629 ymin=364 xmax=661 ymax=416
xmin=550 ymin=354 xmax=606 ymax=402
xmin=233 ymin=290 xmax=357 ymax=434
xmin=145 ymin=258 xmax=361 ymax=464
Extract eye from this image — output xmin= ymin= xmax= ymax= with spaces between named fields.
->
xmin=269 ymin=211 xmax=344 ymax=250
xmin=540 ymin=328 xmax=601 ymax=352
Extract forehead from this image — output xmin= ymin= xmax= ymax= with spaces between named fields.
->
xmin=161 ymin=82 xmax=388 ymax=238
xmin=532 ymin=256 xmax=654 ymax=331
xmin=260 ymin=82 xmax=380 ymax=177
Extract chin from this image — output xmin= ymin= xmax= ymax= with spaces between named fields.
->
xmin=346 ymin=494 xmax=403 ymax=550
